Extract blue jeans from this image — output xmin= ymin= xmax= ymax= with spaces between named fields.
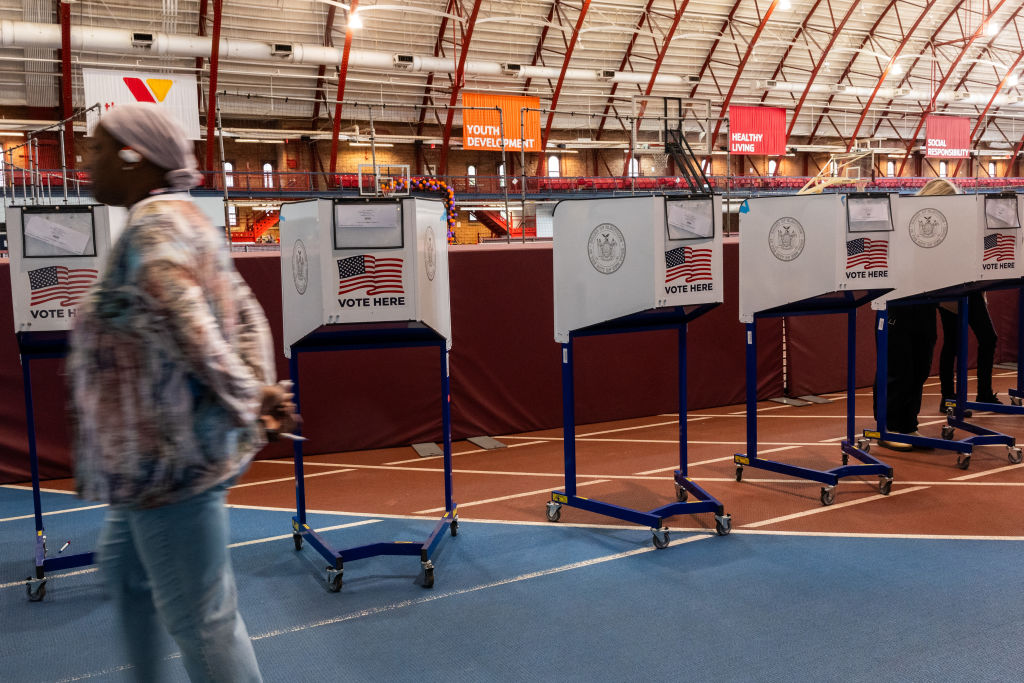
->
xmin=97 ymin=483 xmax=263 ymax=682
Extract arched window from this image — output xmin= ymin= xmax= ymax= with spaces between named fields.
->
xmin=467 ymin=164 xmax=477 ymax=187
xmin=768 ymin=159 xmax=777 ymax=176
xmin=939 ymin=161 xmax=948 ymax=178
xmin=223 ymin=161 xmax=234 ymax=188
xmin=989 ymin=161 xmax=996 ymax=177
xmin=886 ymin=160 xmax=895 ymax=178
xmin=262 ymin=162 xmax=274 ymax=188
xmin=627 ymin=157 xmax=639 ymax=178
xmin=829 ymin=159 xmax=838 ymax=177
xmin=498 ymin=163 xmax=506 ymax=188
xmin=547 ymin=154 xmax=560 ymax=178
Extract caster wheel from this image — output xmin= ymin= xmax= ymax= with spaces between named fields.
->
xmin=857 ymin=438 xmax=871 ymax=454
xmin=956 ymin=454 xmax=971 ymax=470
xmin=421 ymin=564 xmax=435 ymax=589
xmin=820 ymin=487 xmax=836 ymax=506
xmin=735 ymin=466 xmax=743 ymax=482
xmin=26 ymin=579 xmax=46 ymax=602
xmin=1012 ymin=396 xmax=1022 ymax=407
xmin=878 ymin=477 xmax=893 ymax=495
xmin=715 ymin=514 xmax=732 ymax=536
xmin=545 ymin=501 xmax=562 ymax=523
xmin=942 ymin=425 xmax=955 ymax=440
xmin=674 ymin=483 xmax=688 ymax=502
xmin=293 ymin=533 xmax=303 ymax=551
xmin=1008 ymin=447 xmax=1022 ymax=465
xmin=652 ymin=528 xmax=670 ymax=549
xmin=450 ymin=519 xmax=459 ymax=537
xmin=326 ymin=568 xmax=343 ymax=593
xmin=841 ymin=452 xmax=849 ymax=466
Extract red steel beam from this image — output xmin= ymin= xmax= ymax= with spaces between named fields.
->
xmin=522 ymin=1 xmax=562 ymax=95
xmin=895 ymin=1 xmax=1013 ymax=176
xmin=329 ymin=0 xmax=358 ymax=176
xmin=759 ymin=0 xmax=826 ymax=103
xmin=59 ymin=1 xmax=74 ymax=169
xmin=711 ymin=0 xmax=782 ymax=142
xmin=594 ymin=0 xmax=656 ymax=139
xmin=633 ymin=0 xmax=692 ymax=125
xmin=844 ymin=0 xmax=940 ymax=152
xmin=416 ymin=0 xmax=458 ymax=138
xmin=203 ymin=0 xmax=223 ymax=172
xmin=784 ymin=0 xmax=863 ymax=140
xmin=954 ymin=52 xmax=1024 ymax=175
xmin=439 ymin=0 xmax=484 ymax=175
xmin=687 ymin=0 xmax=743 ymax=100
xmin=311 ymin=4 xmax=337 ymax=124
xmin=537 ymin=0 xmax=591 ymax=173
xmin=804 ymin=0 xmax=898 ymax=145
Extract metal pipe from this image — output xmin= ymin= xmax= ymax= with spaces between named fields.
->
xmin=58 ymin=121 xmax=68 ymax=203
xmin=520 ymin=107 xmax=527 ymax=246
xmin=216 ymin=102 xmax=231 ymax=245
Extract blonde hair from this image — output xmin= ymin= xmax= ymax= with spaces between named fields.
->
xmin=916 ymin=178 xmax=961 ymax=196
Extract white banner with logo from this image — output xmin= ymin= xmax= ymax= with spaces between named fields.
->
xmin=82 ymin=69 xmax=201 ymax=140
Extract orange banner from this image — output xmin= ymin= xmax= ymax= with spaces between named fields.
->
xmin=462 ymin=93 xmax=540 ymax=152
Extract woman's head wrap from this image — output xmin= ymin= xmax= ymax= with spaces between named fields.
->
xmin=92 ymin=103 xmax=202 ymax=190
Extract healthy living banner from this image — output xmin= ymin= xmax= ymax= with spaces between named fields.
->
xmin=82 ymin=68 xmax=201 ymax=140
xmin=925 ymin=115 xmax=970 ymax=158
xmin=729 ymin=106 xmax=786 ymax=155
xmin=462 ymin=93 xmax=541 ymax=152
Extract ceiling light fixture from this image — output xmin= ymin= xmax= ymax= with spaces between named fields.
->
xmin=348 ymin=11 xmax=363 ymax=29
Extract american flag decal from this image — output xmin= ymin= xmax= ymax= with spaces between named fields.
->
xmin=665 ymin=246 xmax=713 ymax=283
xmin=846 ymin=237 xmax=888 ymax=270
xmin=337 ymin=255 xmax=404 ymax=296
xmin=27 ymin=266 xmax=97 ymax=307
xmin=983 ymin=233 xmax=1015 ymax=262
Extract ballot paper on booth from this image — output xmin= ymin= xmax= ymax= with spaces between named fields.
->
xmin=974 ymin=193 xmax=1023 ymax=282
xmin=739 ymin=194 xmax=898 ymax=322
xmin=279 ymin=197 xmax=451 ymax=357
xmin=553 ymin=194 xmax=723 ymax=343
xmin=873 ymin=193 xmax=983 ymax=309
xmin=6 ymin=204 xmax=126 ymax=333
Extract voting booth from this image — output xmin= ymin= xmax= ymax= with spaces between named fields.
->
xmin=7 ymin=204 xmax=125 ymax=332
xmin=547 ymin=195 xmax=731 ymax=545
xmin=868 ymin=192 xmax=1021 ymax=464
xmin=735 ymin=194 xmax=896 ymax=506
xmin=5 ymin=203 xmax=125 ymax=601
xmin=278 ymin=197 xmax=456 ymax=592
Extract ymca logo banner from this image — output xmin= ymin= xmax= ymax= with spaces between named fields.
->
xmin=925 ymin=116 xmax=969 ymax=158
xmin=462 ymin=93 xmax=540 ymax=152
xmin=83 ymin=68 xmax=201 ymax=140
xmin=729 ymin=106 xmax=787 ymax=155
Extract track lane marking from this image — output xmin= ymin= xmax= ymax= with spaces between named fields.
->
xmin=740 ymin=486 xmax=930 ymax=529
xmin=413 ymin=479 xmax=610 ymax=515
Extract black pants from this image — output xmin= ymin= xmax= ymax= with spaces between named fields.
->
xmin=938 ymin=292 xmax=997 ymax=400
xmin=874 ymin=304 xmax=938 ymax=434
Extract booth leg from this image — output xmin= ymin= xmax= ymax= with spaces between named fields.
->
xmin=1013 ymin=285 xmax=1024 ymax=404
xmin=22 ymin=356 xmax=47 ymax=588
xmin=440 ymin=345 xmax=455 ymax=516
xmin=562 ymin=342 xmax=576 ymax=497
xmin=733 ymin=322 xmax=758 ymax=481
xmin=290 ymin=350 xmax=307 ymax=549
xmin=678 ymin=321 xmax=688 ymax=476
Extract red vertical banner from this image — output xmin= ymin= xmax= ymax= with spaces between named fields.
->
xmin=729 ymin=106 xmax=787 ymax=155
xmin=926 ymin=116 xmax=970 ymax=158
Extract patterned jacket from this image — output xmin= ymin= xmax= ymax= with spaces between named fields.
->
xmin=69 ymin=194 xmax=275 ymax=508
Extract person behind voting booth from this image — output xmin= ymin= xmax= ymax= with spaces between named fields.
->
xmin=69 ymin=102 xmax=296 ymax=682
xmin=926 ymin=179 xmax=1001 ymax=412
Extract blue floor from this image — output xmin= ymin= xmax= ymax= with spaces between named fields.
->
xmin=2 ymin=487 xmax=1023 ymax=682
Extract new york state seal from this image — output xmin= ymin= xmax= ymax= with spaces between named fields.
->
xmin=588 ymin=223 xmax=626 ymax=274
xmin=908 ymin=208 xmax=948 ymax=248
xmin=292 ymin=239 xmax=308 ymax=295
xmin=768 ymin=217 xmax=806 ymax=262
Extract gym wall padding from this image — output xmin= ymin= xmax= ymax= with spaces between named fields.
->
xmin=0 ymin=240 xmax=779 ymax=483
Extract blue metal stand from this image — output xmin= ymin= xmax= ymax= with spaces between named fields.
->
xmin=733 ymin=292 xmax=894 ymax=506
xmin=1008 ymin=281 xmax=1024 ymax=407
xmin=870 ymin=292 xmax=1017 ymax=469
xmin=17 ymin=332 xmax=95 ymax=602
xmin=546 ymin=305 xmax=732 ymax=548
xmin=288 ymin=322 xmax=456 ymax=591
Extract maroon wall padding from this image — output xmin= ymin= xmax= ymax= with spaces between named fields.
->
xmin=787 ymin=290 xmax=1020 ymax=398
xmin=0 ymin=240 xmax=778 ymax=483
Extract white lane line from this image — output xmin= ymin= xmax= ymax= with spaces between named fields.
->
xmin=2 ymin=484 xmax=76 ymax=495
xmin=230 ymin=469 xmax=354 ymax=489
xmin=413 ymin=479 xmax=610 ymax=515
xmin=0 ymin=503 xmax=108 ymax=524
xmin=950 ymin=462 xmax=1023 ymax=481
xmin=633 ymin=445 xmax=803 ymax=475
xmin=735 ymin=528 xmax=1024 ymax=541
xmin=741 ymin=486 xmax=930 ymax=529
xmin=383 ymin=439 xmax=550 ymax=465
xmin=248 ymin=532 xmax=714 ymax=642
xmin=228 ymin=519 xmax=381 ymax=548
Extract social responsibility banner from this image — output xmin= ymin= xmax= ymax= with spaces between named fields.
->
xmin=728 ymin=106 xmax=787 ymax=155
xmin=462 ymin=93 xmax=540 ymax=152
xmin=925 ymin=115 xmax=969 ymax=158
xmin=82 ymin=68 xmax=201 ymax=140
